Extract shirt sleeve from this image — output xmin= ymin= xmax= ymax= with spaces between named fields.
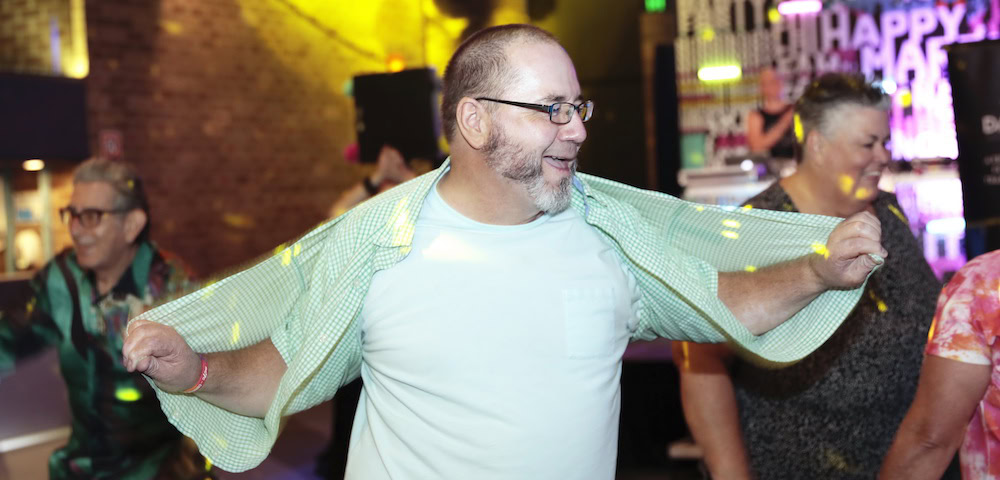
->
xmin=925 ymin=256 xmax=997 ymax=366
xmin=139 ymin=216 xmax=362 ymax=472
xmin=581 ymin=175 xmax=876 ymax=366
xmin=0 ymin=266 xmax=62 ymax=375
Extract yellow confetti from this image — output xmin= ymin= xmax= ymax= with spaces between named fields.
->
xmin=701 ymin=27 xmax=715 ymax=42
xmin=115 ymin=387 xmax=142 ymax=402
xmin=281 ymin=249 xmax=292 ymax=266
xmin=722 ymin=219 xmax=741 ymax=229
xmin=887 ymin=204 xmax=908 ymax=225
xmin=222 ymin=213 xmax=254 ymax=229
xmin=868 ymin=290 xmax=888 ymax=313
xmin=161 ymin=20 xmax=184 ymax=35
xmin=793 ymin=113 xmax=803 ymax=143
xmin=389 ymin=199 xmax=415 ymax=246
xmin=721 ymin=230 xmax=740 ymax=239
xmin=680 ymin=341 xmax=690 ymax=370
xmin=824 ymin=449 xmax=850 ymax=471
xmin=694 ymin=205 xmax=705 ymax=212
xmin=927 ymin=317 xmax=938 ymax=342
xmin=768 ymin=7 xmax=781 ymax=24
xmin=293 ymin=243 xmax=302 ymax=256
xmin=231 ymin=322 xmax=241 ymax=345
xmin=899 ymin=89 xmax=912 ymax=108
xmin=854 ymin=187 xmax=871 ymax=199
xmin=212 ymin=433 xmax=229 ymax=449
xmin=273 ymin=243 xmax=287 ymax=256
xmin=811 ymin=242 xmax=830 ymax=259
xmin=744 ymin=265 xmax=757 ymax=273
xmin=741 ymin=204 xmax=753 ymax=211
xmin=838 ymin=175 xmax=855 ymax=195
xmin=205 ymin=457 xmax=213 ymax=471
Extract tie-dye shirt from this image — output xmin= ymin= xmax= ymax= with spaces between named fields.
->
xmin=926 ymin=250 xmax=1000 ymax=480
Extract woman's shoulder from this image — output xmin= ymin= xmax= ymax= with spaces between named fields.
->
xmin=742 ymin=182 xmax=796 ymax=212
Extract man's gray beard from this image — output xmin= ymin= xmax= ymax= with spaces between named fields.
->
xmin=483 ymin=127 xmax=574 ymax=214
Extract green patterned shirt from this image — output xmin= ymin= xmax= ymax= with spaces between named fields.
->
xmin=140 ymin=160 xmax=873 ymax=472
xmin=0 ymin=242 xmax=199 ymax=480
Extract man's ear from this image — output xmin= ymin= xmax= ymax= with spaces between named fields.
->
xmin=123 ymin=209 xmax=147 ymax=243
xmin=803 ymin=129 xmax=825 ymax=165
xmin=455 ymin=97 xmax=491 ymax=150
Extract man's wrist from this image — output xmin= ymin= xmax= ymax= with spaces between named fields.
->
xmin=803 ymin=254 xmax=828 ymax=294
xmin=183 ymin=353 xmax=208 ymax=394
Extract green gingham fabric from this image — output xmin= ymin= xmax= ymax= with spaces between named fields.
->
xmin=137 ymin=159 xmax=872 ymax=472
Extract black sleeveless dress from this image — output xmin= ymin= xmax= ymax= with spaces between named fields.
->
xmin=758 ymin=106 xmax=796 ymax=159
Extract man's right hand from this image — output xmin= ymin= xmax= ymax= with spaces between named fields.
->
xmin=122 ymin=319 xmax=201 ymax=393
xmin=808 ymin=210 xmax=886 ymax=291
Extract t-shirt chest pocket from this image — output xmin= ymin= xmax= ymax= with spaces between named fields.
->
xmin=563 ymin=287 xmax=616 ymax=358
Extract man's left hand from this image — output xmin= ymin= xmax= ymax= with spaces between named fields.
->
xmin=809 ymin=211 xmax=887 ymax=290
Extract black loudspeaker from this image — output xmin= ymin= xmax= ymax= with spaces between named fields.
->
xmin=0 ymin=72 xmax=89 ymax=165
xmin=353 ymin=68 xmax=441 ymax=164
xmin=947 ymin=40 xmax=1000 ymax=226
xmin=653 ymin=45 xmax=682 ymax=197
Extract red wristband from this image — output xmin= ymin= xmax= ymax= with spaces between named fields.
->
xmin=183 ymin=354 xmax=208 ymax=394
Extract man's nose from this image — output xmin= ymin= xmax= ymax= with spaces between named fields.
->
xmin=559 ymin=111 xmax=587 ymax=144
xmin=68 ymin=216 xmax=84 ymax=236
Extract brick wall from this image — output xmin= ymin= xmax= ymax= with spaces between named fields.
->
xmin=12 ymin=0 xmax=644 ymax=277
xmin=83 ymin=0 xmax=439 ymax=276
xmin=0 ymin=0 xmax=74 ymax=76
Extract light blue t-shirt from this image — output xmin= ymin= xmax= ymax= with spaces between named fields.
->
xmin=347 ymin=178 xmax=642 ymax=479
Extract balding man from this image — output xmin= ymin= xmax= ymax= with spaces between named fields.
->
xmin=122 ymin=24 xmax=885 ymax=478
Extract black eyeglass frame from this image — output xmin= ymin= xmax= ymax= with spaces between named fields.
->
xmin=476 ymin=97 xmax=594 ymax=124
xmin=59 ymin=206 xmax=130 ymax=228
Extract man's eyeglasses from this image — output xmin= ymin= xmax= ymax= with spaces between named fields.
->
xmin=59 ymin=207 xmax=128 ymax=228
xmin=476 ymin=98 xmax=594 ymax=124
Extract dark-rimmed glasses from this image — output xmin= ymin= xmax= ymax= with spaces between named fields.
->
xmin=476 ymin=98 xmax=594 ymax=124
xmin=59 ymin=207 xmax=128 ymax=228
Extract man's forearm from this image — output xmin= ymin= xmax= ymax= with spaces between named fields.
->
xmin=717 ymin=256 xmax=823 ymax=335
xmin=194 ymin=340 xmax=287 ymax=417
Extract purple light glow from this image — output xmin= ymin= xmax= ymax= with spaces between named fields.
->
xmin=777 ymin=0 xmax=823 ymax=15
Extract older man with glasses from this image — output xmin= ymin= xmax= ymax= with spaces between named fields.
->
xmin=0 ymin=159 xmax=210 ymax=479
xmin=124 ymin=24 xmax=886 ymax=479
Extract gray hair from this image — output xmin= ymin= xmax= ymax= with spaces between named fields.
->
xmin=795 ymin=73 xmax=890 ymax=152
xmin=73 ymin=159 xmax=151 ymax=241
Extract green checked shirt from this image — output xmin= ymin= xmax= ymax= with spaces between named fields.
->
xmin=139 ymin=159 xmax=872 ymax=472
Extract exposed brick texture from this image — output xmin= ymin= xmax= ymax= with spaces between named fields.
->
xmin=82 ymin=0 xmax=397 ymax=276
xmin=4 ymin=0 xmax=648 ymax=277
xmin=0 ymin=0 xmax=75 ymax=76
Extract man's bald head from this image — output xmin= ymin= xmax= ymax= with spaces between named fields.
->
xmin=440 ymin=24 xmax=562 ymax=143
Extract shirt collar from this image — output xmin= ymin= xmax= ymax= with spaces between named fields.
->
xmin=371 ymin=159 xmax=603 ymax=249
xmin=88 ymin=241 xmax=155 ymax=302
xmin=371 ymin=159 xmax=452 ymax=249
